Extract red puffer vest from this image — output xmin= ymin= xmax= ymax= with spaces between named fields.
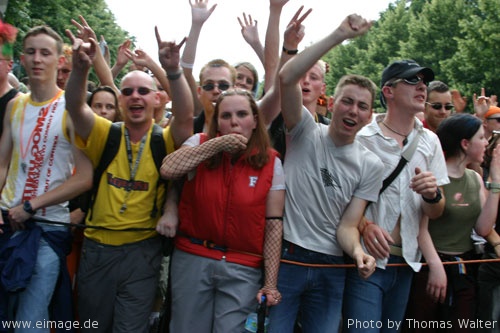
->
xmin=176 ymin=134 xmax=278 ymax=268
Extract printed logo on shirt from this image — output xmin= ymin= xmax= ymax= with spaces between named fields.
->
xmin=249 ymin=176 xmax=258 ymax=187
xmin=320 ymin=168 xmax=341 ymax=189
xmin=451 ymin=191 xmax=469 ymax=207
xmin=107 ymin=173 xmax=150 ymax=191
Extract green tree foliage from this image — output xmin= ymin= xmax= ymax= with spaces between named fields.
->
xmin=321 ymin=0 xmax=500 ymax=112
xmin=441 ymin=0 xmax=500 ymax=102
xmin=3 ymin=0 xmax=130 ymax=84
xmin=400 ymin=0 xmax=475 ymax=94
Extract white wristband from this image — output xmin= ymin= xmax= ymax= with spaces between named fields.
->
xmin=180 ymin=60 xmax=194 ymax=69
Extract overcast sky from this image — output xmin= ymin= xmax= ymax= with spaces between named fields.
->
xmin=104 ymin=0 xmax=395 ymax=78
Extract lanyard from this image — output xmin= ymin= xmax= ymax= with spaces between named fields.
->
xmin=120 ymin=127 xmax=147 ymax=214
xmin=19 ymin=90 xmax=63 ymax=173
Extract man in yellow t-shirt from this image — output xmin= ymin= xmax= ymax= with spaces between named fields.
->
xmin=65 ymin=29 xmax=193 ymax=332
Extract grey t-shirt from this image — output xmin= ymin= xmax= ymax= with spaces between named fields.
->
xmin=283 ymin=107 xmax=384 ymax=256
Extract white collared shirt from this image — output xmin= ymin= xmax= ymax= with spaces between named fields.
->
xmin=357 ymin=114 xmax=449 ymax=271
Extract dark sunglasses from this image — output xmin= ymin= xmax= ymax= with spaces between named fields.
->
xmin=425 ymin=102 xmax=454 ymax=111
xmin=488 ymin=117 xmax=500 ymax=123
xmin=121 ymin=87 xmax=155 ymax=96
xmin=201 ymin=81 xmax=231 ymax=92
xmin=386 ymin=75 xmax=428 ymax=86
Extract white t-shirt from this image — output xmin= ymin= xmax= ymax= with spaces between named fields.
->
xmin=283 ymin=107 xmax=384 ymax=256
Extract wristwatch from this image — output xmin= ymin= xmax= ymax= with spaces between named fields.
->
xmin=422 ymin=188 xmax=442 ymax=204
xmin=485 ymin=182 xmax=500 ymax=193
xmin=23 ymin=200 xmax=36 ymax=215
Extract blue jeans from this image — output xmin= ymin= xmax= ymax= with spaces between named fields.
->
xmin=11 ymin=236 xmax=60 ymax=333
xmin=268 ymin=241 xmax=345 ymax=333
xmin=342 ymin=255 xmax=414 ymax=333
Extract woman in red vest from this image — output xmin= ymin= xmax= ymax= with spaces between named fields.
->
xmin=161 ymin=88 xmax=284 ymax=332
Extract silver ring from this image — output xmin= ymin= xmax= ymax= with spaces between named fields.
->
xmin=373 ymin=238 xmax=378 ymax=244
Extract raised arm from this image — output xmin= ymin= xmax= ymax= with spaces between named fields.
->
xmin=100 ymin=35 xmax=111 ymax=66
xmin=111 ymin=39 xmax=132 ymax=79
xmin=181 ymin=0 xmax=217 ymax=116
xmin=262 ymin=0 xmax=289 ymax=93
xmin=156 ymin=27 xmax=193 ymax=148
xmin=473 ymin=87 xmax=497 ymax=119
xmin=259 ymin=6 xmax=310 ymax=126
xmin=65 ymin=29 xmax=98 ymax=140
xmin=160 ymin=134 xmax=247 ymax=179
xmin=237 ymin=13 xmax=264 ymax=65
xmin=71 ymin=16 xmax=119 ymax=95
xmin=127 ymin=48 xmax=172 ymax=98
xmin=279 ymin=14 xmax=372 ymax=130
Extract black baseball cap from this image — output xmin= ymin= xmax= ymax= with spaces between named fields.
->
xmin=379 ymin=60 xmax=434 ymax=108
xmin=380 ymin=59 xmax=434 ymax=88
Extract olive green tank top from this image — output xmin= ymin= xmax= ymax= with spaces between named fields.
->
xmin=428 ymin=168 xmax=481 ymax=253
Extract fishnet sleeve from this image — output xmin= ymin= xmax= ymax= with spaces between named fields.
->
xmin=160 ymin=134 xmax=245 ymax=179
xmin=262 ymin=217 xmax=283 ymax=289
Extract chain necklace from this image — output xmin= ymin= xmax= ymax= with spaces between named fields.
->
xmin=381 ymin=121 xmax=410 ymax=146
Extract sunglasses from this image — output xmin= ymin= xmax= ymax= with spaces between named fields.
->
xmin=386 ymin=75 xmax=428 ymax=86
xmin=425 ymin=102 xmax=454 ymax=111
xmin=120 ymin=87 xmax=155 ymax=96
xmin=488 ymin=117 xmax=500 ymax=123
xmin=201 ymin=81 xmax=231 ymax=92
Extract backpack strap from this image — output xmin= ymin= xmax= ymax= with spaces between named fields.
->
xmin=150 ymin=124 xmax=167 ymax=171
xmin=86 ymin=122 xmax=122 ymax=221
xmin=149 ymin=124 xmax=168 ymax=218
xmin=365 ymin=131 xmax=422 ymax=210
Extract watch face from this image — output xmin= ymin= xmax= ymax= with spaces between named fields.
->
xmin=23 ymin=201 xmax=34 ymax=214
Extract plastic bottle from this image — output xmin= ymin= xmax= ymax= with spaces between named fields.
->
xmin=244 ymin=295 xmax=269 ymax=332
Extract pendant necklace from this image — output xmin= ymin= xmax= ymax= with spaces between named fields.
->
xmin=381 ymin=121 xmax=410 ymax=146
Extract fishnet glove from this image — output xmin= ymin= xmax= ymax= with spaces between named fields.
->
xmin=257 ymin=218 xmax=283 ymax=307
xmin=160 ymin=134 xmax=247 ymax=179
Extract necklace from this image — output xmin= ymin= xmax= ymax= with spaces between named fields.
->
xmin=119 ymin=127 xmax=147 ymax=214
xmin=381 ymin=121 xmax=410 ymax=146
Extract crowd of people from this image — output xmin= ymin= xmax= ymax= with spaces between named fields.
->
xmin=1 ymin=1 xmax=500 ymax=332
